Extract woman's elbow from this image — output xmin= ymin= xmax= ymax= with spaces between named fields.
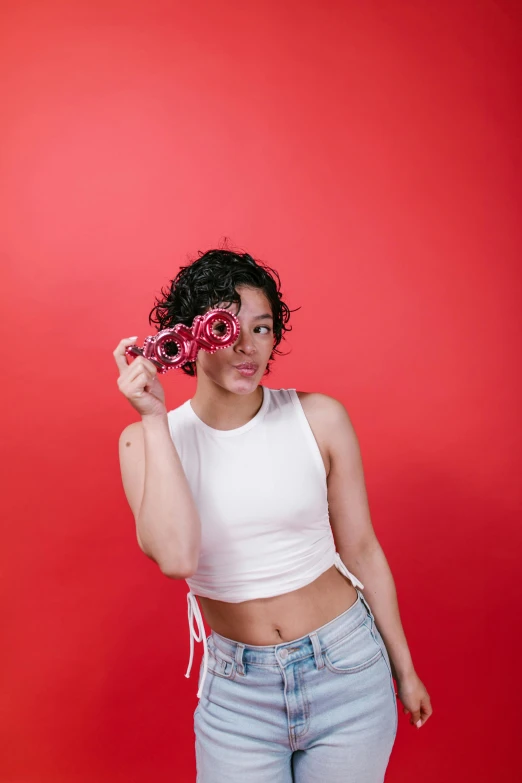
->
xmin=156 ymin=550 xmax=198 ymax=579
xmin=136 ymin=532 xmax=198 ymax=578
xmin=157 ymin=556 xmax=198 ymax=580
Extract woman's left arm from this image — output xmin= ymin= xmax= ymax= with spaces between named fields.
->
xmin=301 ymin=392 xmax=433 ymax=730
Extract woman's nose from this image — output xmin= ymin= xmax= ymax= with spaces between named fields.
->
xmin=235 ymin=331 xmax=256 ymax=354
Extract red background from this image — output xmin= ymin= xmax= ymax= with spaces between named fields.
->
xmin=2 ymin=1 xmax=521 ymax=781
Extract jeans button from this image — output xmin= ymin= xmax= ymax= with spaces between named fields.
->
xmin=279 ymin=648 xmax=288 ymax=660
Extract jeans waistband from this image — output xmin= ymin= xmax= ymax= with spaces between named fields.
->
xmin=210 ymin=588 xmax=375 ymax=671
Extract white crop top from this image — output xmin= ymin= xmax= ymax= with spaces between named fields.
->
xmin=167 ymin=386 xmax=364 ymax=698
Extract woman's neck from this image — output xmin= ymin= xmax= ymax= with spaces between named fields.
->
xmin=190 ymin=382 xmax=264 ymax=431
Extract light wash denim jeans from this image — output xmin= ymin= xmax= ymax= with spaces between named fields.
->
xmin=194 ymin=589 xmax=398 ymax=781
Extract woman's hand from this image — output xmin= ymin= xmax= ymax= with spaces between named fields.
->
xmin=113 ymin=337 xmax=167 ymax=418
xmin=396 ymin=670 xmax=433 ymax=729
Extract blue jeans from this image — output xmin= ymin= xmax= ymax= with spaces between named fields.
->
xmin=194 ymin=589 xmax=398 ymax=781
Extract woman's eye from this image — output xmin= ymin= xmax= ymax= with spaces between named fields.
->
xmin=255 ymin=326 xmax=271 ymax=335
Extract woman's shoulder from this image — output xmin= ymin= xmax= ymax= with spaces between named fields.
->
xmin=295 ymin=390 xmax=348 ymax=418
xmin=294 ymin=390 xmax=356 ymax=443
xmin=267 ymin=387 xmax=342 ymax=416
xmin=270 ymin=387 xmax=342 ymax=407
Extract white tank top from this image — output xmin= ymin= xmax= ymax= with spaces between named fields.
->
xmin=167 ymin=386 xmax=364 ymax=697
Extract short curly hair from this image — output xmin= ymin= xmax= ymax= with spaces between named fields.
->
xmin=148 ymin=247 xmax=295 ymax=376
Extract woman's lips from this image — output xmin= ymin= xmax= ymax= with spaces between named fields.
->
xmin=234 ymin=364 xmax=258 ymax=377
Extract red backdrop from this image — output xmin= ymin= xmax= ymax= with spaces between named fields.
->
xmin=2 ymin=1 xmax=521 ymax=781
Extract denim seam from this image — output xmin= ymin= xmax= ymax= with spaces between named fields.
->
xmin=292 ymin=663 xmax=311 ymax=741
xmin=323 ymin=647 xmax=383 ymax=675
xmin=370 ymin=626 xmax=398 ymax=735
xmin=206 ymin=668 xmax=237 ymax=681
xmin=242 ymin=650 xmax=316 ymax=668
xmin=280 ymin=665 xmax=296 ymax=751
xmin=245 ymin=662 xmax=283 ymax=670
xmin=205 ymin=652 xmax=237 ymax=681
xmin=279 ymin=651 xmax=315 ymax=666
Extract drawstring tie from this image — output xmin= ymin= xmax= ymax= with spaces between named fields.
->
xmin=334 ymin=551 xmax=365 ymax=589
xmin=185 ymin=591 xmax=209 ymax=699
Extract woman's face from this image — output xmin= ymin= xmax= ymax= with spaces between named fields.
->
xmin=195 ymin=285 xmax=275 ymax=394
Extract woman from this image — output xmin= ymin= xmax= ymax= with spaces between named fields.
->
xmin=114 ymin=249 xmax=432 ymax=782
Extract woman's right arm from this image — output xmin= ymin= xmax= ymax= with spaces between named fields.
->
xmin=114 ymin=336 xmax=200 ymax=579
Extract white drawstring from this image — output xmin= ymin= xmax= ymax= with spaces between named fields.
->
xmin=334 ymin=552 xmax=365 ymax=590
xmin=185 ymin=591 xmax=209 ymax=699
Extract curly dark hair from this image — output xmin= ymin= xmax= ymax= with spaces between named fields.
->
xmin=148 ymin=247 xmax=296 ymax=376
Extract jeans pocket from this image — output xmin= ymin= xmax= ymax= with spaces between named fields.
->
xmin=323 ymin=619 xmax=383 ymax=674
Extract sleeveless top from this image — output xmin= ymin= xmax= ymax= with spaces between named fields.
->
xmin=167 ymin=386 xmax=364 ymax=698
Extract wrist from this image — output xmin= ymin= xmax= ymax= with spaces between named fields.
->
xmin=141 ymin=412 xmax=169 ymax=428
xmin=394 ymin=664 xmax=416 ymax=683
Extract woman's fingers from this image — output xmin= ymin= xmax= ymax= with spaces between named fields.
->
xmin=114 ymin=337 xmax=167 ymax=417
xmin=118 ymin=365 xmax=156 ymax=400
xmin=124 ymin=357 xmax=157 ymax=385
xmin=113 ymin=338 xmax=159 ymax=377
xmin=398 ymin=673 xmax=433 ymax=730
xmin=129 ymin=371 xmax=148 ymax=395
xmin=405 ymin=698 xmax=432 ymax=728
xmin=419 ymin=696 xmax=433 ymax=725
xmin=113 ymin=337 xmax=139 ymax=374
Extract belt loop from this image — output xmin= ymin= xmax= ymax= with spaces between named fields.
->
xmin=358 ymin=588 xmax=375 ymax=623
xmin=234 ymin=642 xmax=246 ymax=675
xmin=309 ymin=632 xmax=324 ymax=670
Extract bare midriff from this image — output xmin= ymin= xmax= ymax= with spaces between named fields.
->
xmin=196 ymin=565 xmax=358 ymax=646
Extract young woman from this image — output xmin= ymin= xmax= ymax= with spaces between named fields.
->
xmin=114 ymin=249 xmax=432 ymax=782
